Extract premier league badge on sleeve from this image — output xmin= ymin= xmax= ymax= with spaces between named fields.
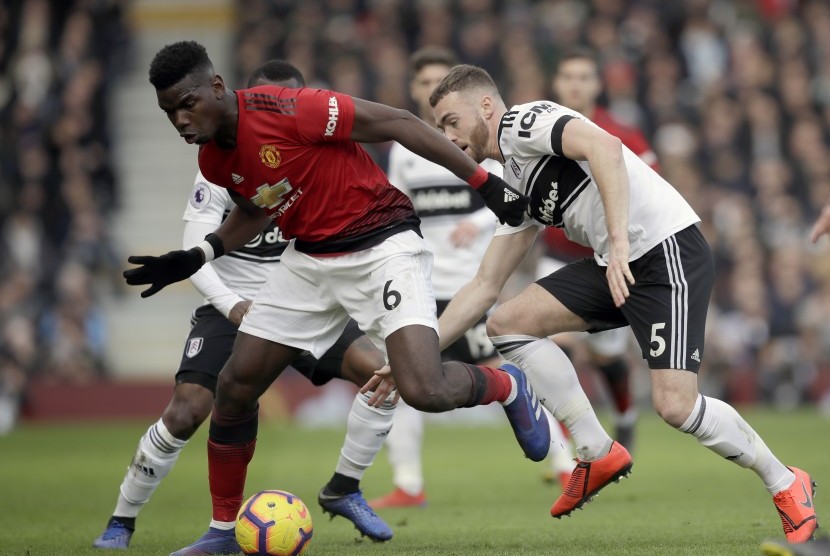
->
xmin=185 ymin=337 xmax=204 ymax=358
xmin=190 ymin=183 xmax=211 ymax=209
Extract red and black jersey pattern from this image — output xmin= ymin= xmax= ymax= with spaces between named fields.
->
xmin=199 ymin=85 xmax=419 ymax=254
xmin=243 ymin=92 xmax=297 ymax=115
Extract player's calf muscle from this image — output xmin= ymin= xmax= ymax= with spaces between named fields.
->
xmin=162 ymin=387 xmax=213 ymax=438
xmin=396 ymin=381 xmax=456 ymax=412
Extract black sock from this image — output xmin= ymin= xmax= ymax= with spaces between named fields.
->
xmin=111 ymin=516 xmax=136 ymax=531
xmin=325 ymin=472 xmax=360 ymax=495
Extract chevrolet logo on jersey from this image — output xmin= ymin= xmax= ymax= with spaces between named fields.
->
xmin=251 ymin=179 xmax=292 ymax=209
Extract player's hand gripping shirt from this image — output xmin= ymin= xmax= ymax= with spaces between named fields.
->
xmin=183 ymin=171 xmax=286 ymax=302
xmin=496 ymin=101 xmax=700 ymax=265
xmin=198 ymin=86 xmax=418 ymax=254
xmin=388 ymin=144 xmax=502 ymax=299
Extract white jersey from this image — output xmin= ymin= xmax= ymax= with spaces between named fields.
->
xmin=388 ymin=144 xmax=501 ymax=299
xmin=183 ymin=172 xmax=287 ymax=302
xmin=495 ymin=101 xmax=700 ymax=264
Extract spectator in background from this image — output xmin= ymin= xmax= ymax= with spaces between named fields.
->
xmin=3 ymin=0 xmax=830 ymax=426
xmin=0 ymin=0 xmax=128 ymax=431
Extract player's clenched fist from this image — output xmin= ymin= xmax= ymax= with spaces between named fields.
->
xmin=474 ymin=172 xmax=530 ymax=226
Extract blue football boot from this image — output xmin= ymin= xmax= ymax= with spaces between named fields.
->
xmin=318 ymin=488 xmax=393 ymax=541
xmin=169 ymin=527 xmax=240 ymax=556
xmin=500 ymin=363 xmax=551 ymax=462
xmin=93 ymin=518 xmax=134 ymax=549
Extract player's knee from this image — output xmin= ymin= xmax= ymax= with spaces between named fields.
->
xmin=652 ymin=395 xmax=693 ymax=428
xmin=163 ymin=390 xmax=213 ymax=439
xmin=486 ymin=306 xmax=515 ymax=338
xmin=215 ymin=369 xmax=257 ymax=413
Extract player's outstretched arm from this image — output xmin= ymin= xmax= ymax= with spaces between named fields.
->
xmin=437 ymin=225 xmax=539 ymax=350
xmin=560 ymin=118 xmax=635 ymax=306
xmin=350 ymin=98 xmax=529 ymax=226
xmin=123 ymin=193 xmax=271 ymax=298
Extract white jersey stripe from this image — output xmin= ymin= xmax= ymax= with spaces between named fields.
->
xmin=663 ymin=236 xmax=688 ymax=369
xmin=669 ymin=238 xmax=682 ymax=369
xmin=671 ymin=235 xmax=690 ymax=369
xmin=560 ymin=176 xmax=591 ymax=211
xmin=663 ymin=240 xmax=677 ymax=368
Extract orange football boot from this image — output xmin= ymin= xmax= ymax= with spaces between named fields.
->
xmin=773 ymin=467 xmax=818 ymax=543
xmin=369 ymin=487 xmax=427 ymax=509
xmin=551 ymin=441 xmax=632 ymax=518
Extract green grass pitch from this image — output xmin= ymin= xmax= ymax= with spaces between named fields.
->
xmin=2 ymin=409 xmax=827 ymax=555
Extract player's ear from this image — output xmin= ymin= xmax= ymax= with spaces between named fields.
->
xmin=212 ymin=74 xmax=226 ymax=98
xmin=480 ymin=94 xmax=494 ymax=119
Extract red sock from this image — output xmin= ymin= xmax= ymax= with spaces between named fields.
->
xmin=477 ymin=366 xmax=513 ymax=404
xmin=611 ymin=387 xmax=632 ymax=414
xmin=598 ymin=360 xmax=631 ymax=413
xmin=208 ymin=439 xmax=256 ymax=522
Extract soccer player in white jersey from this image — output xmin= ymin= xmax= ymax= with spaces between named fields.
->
xmin=425 ymin=65 xmax=818 ymax=543
xmin=93 ymin=61 xmax=397 ymax=552
xmin=369 ymin=47 xmax=504 ymax=509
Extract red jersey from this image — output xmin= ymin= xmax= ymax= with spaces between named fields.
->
xmin=198 ymin=85 xmax=417 ymax=254
xmin=591 ymin=107 xmax=660 ymax=173
xmin=543 ymin=106 xmax=660 ymax=261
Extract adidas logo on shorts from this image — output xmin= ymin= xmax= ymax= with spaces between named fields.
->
xmin=691 ymin=348 xmax=700 ymax=363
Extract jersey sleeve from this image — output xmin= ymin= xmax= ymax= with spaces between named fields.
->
xmin=293 ymin=88 xmax=355 ymax=144
xmin=182 ymin=171 xmax=231 ymax=226
xmin=504 ymin=103 xmax=582 ymax=159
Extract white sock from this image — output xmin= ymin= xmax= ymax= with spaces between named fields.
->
xmin=546 ymin=407 xmax=576 ymax=474
xmin=384 ymin=400 xmax=425 ymax=495
xmin=209 ymin=520 xmax=235 ymax=531
xmin=491 ymin=335 xmax=612 ymax=461
xmin=335 ymin=391 xmax=397 ymax=481
xmin=680 ymin=395 xmax=795 ymax=494
xmin=113 ymin=418 xmax=188 ymax=518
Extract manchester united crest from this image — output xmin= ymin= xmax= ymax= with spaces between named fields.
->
xmin=259 ymin=144 xmax=281 ymax=168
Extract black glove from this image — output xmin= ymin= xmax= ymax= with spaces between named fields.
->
xmin=477 ymin=172 xmax=530 ymax=226
xmin=123 ymin=248 xmax=205 ymax=298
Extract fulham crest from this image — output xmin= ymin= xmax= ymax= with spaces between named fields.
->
xmin=185 ymin=337 xmax=204 ymax=358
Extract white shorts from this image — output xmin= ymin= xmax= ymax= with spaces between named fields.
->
xmin=239 ymin=230 xmax=438 ymax=359
xmin=537 ymin=256 xmax=630 ymax=358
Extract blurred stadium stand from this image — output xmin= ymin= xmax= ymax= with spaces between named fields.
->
xmin=3 ymin=0 xmax=830 ymax=426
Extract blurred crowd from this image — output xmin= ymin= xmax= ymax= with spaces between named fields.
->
xmin=2 ymin=0 xmax=830 ymax=427
xmin=236 ymin=0 xmax=830 ymax=409
xmin=0 ymin=0 xmax=129 ymax=429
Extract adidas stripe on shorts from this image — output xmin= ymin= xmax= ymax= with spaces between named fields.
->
xmin=536 ymin=224 xmax=713 ymax=372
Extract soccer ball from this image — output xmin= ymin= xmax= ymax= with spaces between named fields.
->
xmin=236 ymin=490 xmax=313 ymax=556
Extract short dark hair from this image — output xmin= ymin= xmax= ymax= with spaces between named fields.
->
xmin=247 ymin=59 xmax=305 ymax=88
xmin=410 ymin=46 xmax=458 ymax=73
xmin=149 ymin=41 xmax=213 ymax=90
xmin=429 ymin=64 xmax=498 ymax=107
xmin=555 ymin=47 xmax=599 ymax=74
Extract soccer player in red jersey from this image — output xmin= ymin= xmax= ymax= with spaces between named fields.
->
xmin=93 ymin=61 xmax=398 ymax=551
xmin=124 ymin=41 xmax=548 ymax=554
